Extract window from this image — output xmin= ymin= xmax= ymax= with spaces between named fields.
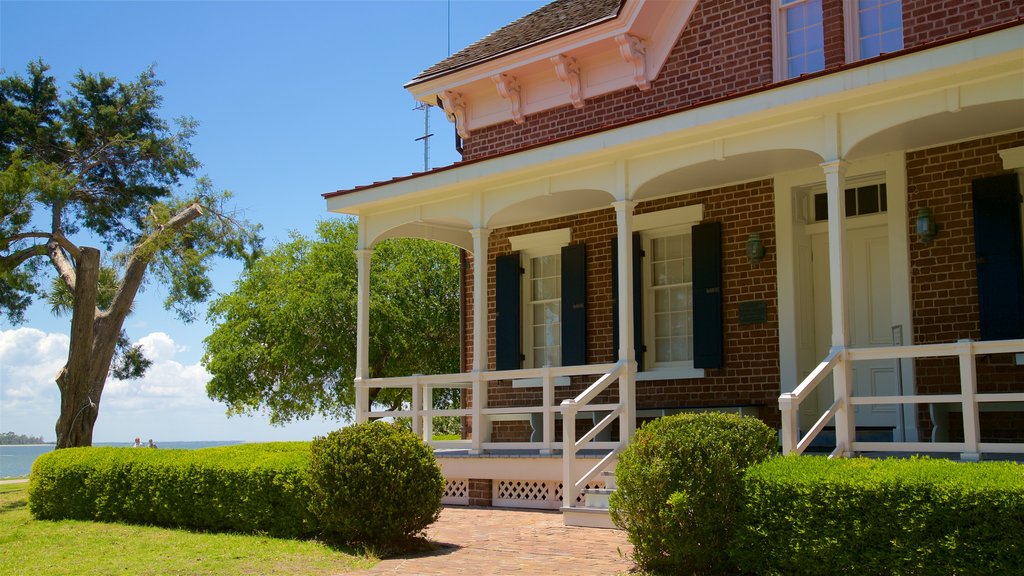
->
xmin=645 ymin=230 xmax=694 ymax=367
xmin=525 ymin=252 xmax=561 ymax=368
xmin=495 ymin=228 xmax=586 ymax=377
xmin=850 ymin=0 xmax=903 ymax=60
xmin=813 ymin=184 xmax=888 ymax=222
xmin=620 ymin=205 xmax=720 ymax=376
xmin=775 ymin=0 xmax=825 ymax=80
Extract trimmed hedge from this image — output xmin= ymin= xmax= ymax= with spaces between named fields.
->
xmin=28 ymin=442 xmax=315 ymax=537
xmin=309 ymin=421 xmax=443 ymax=547
xmin=609 ymin=412 xmax=777 ymax=574
xmin=735 ymin=456 xmax=1024 ymax=575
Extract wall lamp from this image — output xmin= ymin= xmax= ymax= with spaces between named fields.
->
xmin=915 ymin=208 xmax=938 ymax=244
xmin=746 ymin=232 xmax=766 ymax=264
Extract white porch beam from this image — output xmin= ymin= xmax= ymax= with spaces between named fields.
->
xmin=822 ymin=160 xmax=855 ymax=456
xmin=612 ymin=200 xmax=637 ymax=441
xmin=354 ymin=247 xmax=373 ymax=424
xmin=470 ymin=228 xmax=491 ymax=452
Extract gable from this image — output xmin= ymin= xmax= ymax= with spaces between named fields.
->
xmin=407 ymin=0 xmax=700 ymax=138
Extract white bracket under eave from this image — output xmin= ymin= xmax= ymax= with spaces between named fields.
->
xmin=492 ymin=73 xmax=524 ymax=125
xmin=615 ymin=34 xmax=649 ymax=91
xmin=439 ymin=90 xmax=469 ymax=139
xmin=551 ymin=54 xmax=584 ymax=109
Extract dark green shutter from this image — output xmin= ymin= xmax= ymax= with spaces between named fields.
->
xmin=611 ymin=233 xmax=645 ymax=370
xmin=692 ymin=221 xmax=723 ymax=368
xmin=973 ymin=174 xmax=1024 ymax=341
xmin=561 ymin=243 xmax=587 ymax=366
xmin=632 ymin=232 xmax=645 ymax=372
xmin=495 ymin=252 xmax=522 ymax=370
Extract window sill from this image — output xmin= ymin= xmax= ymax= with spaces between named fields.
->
xmin=512 ymin=376 xmax=572 ymax=388
xmin=637 ymin=367 xmax=705 ymax=381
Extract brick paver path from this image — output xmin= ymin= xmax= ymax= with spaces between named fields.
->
xmin=361 ymin=507 xmax=634 ymax=575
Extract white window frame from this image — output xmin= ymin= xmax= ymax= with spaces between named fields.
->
xmin=521 ymin=246 xmax=562 ymax=370
xmin=508 ymin=228 xmax=571 ymax=387
xmin=771 ymin=0 xmax=826 ymax=82
xmin=844 ymin=0 xmax=904 ymax=62
xmin=634 ymin=205 xmax=705 ymax=381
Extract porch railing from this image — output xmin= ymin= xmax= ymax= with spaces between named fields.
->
xmin=560 ymin=359 xmax=628 ymax=509
xmin=779 ymin=338 xmax=1024 ymax=460
xmin=358 ymin=362 xmax=621 ymax=452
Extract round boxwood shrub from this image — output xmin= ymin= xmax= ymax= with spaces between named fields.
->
xmin=308 ymin=421 xmax=443 ymax=547
xmin=608 ymin=412 xmax=777 ymax=574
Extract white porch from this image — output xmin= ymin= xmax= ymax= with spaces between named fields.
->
xmin=328 ymin=27 xmax=1024 ymax=522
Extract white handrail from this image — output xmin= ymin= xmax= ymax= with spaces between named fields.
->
xmin=780 ymin=338 xmax=1024 ymax=459
xmin=561 ymin=359 xmax=627 ymax=509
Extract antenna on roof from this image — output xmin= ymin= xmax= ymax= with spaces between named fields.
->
xmin=410 ymin=0 xmax=451 ymax=172
xmin=414 ymin=102 xmax=433 ymax=172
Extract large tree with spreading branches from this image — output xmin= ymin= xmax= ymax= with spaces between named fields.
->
xmin=0 ymin=61 xmax=261 ymax=448
xmin=203 ymin=219 xmax=460 ymax=426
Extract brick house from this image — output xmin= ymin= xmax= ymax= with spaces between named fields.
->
xmin=325 ymin=0 xmax=1024 ymax=525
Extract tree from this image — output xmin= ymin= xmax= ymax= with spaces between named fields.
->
xmin=0 ymin=61 xmax=261 ymax=448
xmin=203 ymin=218 xmax=460 ymax=425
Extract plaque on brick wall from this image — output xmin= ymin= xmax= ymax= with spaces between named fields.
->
xmin=738 ymin=300 xmax=767 ymax=325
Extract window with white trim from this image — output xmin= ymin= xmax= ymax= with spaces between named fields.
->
xmin=525 ymin=251 xmax=561 ymax=368
xmin=847 ymin=0 xmax=903 ymax=60
xmin=645 ymin=229 xmax=694 ymax=367
xmin=774 ymin=0 xmax=825 ymax=80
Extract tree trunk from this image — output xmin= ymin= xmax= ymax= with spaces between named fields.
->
xmin=54 ymin=247 xmax=119 ymax=449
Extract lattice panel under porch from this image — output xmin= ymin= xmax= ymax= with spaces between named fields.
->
xmin=493 ymin=480 xmax=559 ymax=510
xmin=442 ymin=478 xmax=469 ymax=506
xmin=555 ymin=481 xmax=606 ymax=505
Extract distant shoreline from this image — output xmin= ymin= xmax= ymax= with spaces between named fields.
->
xmin=0 ymin=443 xmax=54 ymax=447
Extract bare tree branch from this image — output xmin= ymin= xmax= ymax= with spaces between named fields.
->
xmin=102 ymin=202 xmax=204 ymax=327
xmin=2 ymin=244 xmax=48 ymax=267
xmin=5 ymin=231 xmax=52 ymax=243
xmin=46 ymin=239 xmax=77 ymax=294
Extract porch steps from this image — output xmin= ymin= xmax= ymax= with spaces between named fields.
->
xmin=562 ymin=469 xmax=618 ymax=529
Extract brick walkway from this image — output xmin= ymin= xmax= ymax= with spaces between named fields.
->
xmin=360 ymin=507 xmax=634 ymax=576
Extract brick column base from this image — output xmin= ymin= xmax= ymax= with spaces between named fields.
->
xmin=468 ymin=478 xmax=492 ymax=506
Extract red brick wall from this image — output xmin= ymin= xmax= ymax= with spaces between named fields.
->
xmin=823 ymin=0 xmax=847 ymax=69
xmin=907 ymin=131 xmax=1024 ymax=441
xmin=460 ymin=1 xmax=1020 ymax=162
xmin=903 ymin=1 xmax=1023 ymax=48
xmin=461 ymin=179 xmax=781 ymax=442
xmin=462 ymin=0 xmax=774 ymax=161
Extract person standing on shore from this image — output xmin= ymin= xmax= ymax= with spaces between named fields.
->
xmin=148 ymin=439 xmax=157 ymax=449
xmin=132 ymin=438 xmax=143 ymax=448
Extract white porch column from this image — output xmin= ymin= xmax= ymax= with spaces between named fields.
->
xmin=612 ymin=200 xmax=637 ymax=442
xmin=470 ymin=228 xmax=491 ymax=453
xmin=823 ymin=160 xmax=855 ymax=456
xmin=354 ymin=247 xmax=373 ymax=424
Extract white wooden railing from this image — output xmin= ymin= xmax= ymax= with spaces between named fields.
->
xmin=358 ymin=362 xmax=621 ymax=453
xmin=779 ymin=338 xmax=1024 ymax=460
xmin=561 ymin=359 xmax=629 ymax=509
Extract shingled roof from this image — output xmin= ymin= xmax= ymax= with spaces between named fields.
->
xmin=408 ymin=0 xmax=624 ymax=85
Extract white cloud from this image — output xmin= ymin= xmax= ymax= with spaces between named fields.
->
xmin=0 ymin=327 xmax=68 ymax=410
xmin=1 ymin=328 xmax=343 ymax=443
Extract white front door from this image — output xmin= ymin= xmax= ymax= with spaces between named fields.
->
xmin=809 ymin=219 xmax=901 ymax=432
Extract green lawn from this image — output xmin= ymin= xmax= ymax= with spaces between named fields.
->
xmin=0 ymin=483 xmax=376 ymax=576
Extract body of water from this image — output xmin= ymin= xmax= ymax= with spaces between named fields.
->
xmin=0 ymin=441 xmax=244 ymax=478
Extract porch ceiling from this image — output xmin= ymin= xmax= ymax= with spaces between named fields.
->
xmin=847 ymin=99 xmax=1024 ymax=160
xmin=633 ymin=149 xmax=824 ymax=201
xmin=488 ymin=188 xmax=616 ymax=228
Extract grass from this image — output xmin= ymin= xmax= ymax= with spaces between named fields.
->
xmin=0 ymin=483 xmax=376 ymax=576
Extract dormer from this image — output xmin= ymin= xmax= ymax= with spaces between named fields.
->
xmin=405 ymin=0 xmax=699 ymax=139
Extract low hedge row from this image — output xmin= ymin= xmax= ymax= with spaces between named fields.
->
xmin=28 ymin=442 xmax=315 ymax=537
xmin=735 ymin=456 xmax=1024 ymax=575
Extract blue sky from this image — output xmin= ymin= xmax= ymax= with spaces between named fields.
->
xmin=0 ymin=0 xmax=548 ymax=442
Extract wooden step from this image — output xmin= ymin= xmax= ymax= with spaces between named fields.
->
xmin=561 ymin=506 xmax=616 ymax=529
